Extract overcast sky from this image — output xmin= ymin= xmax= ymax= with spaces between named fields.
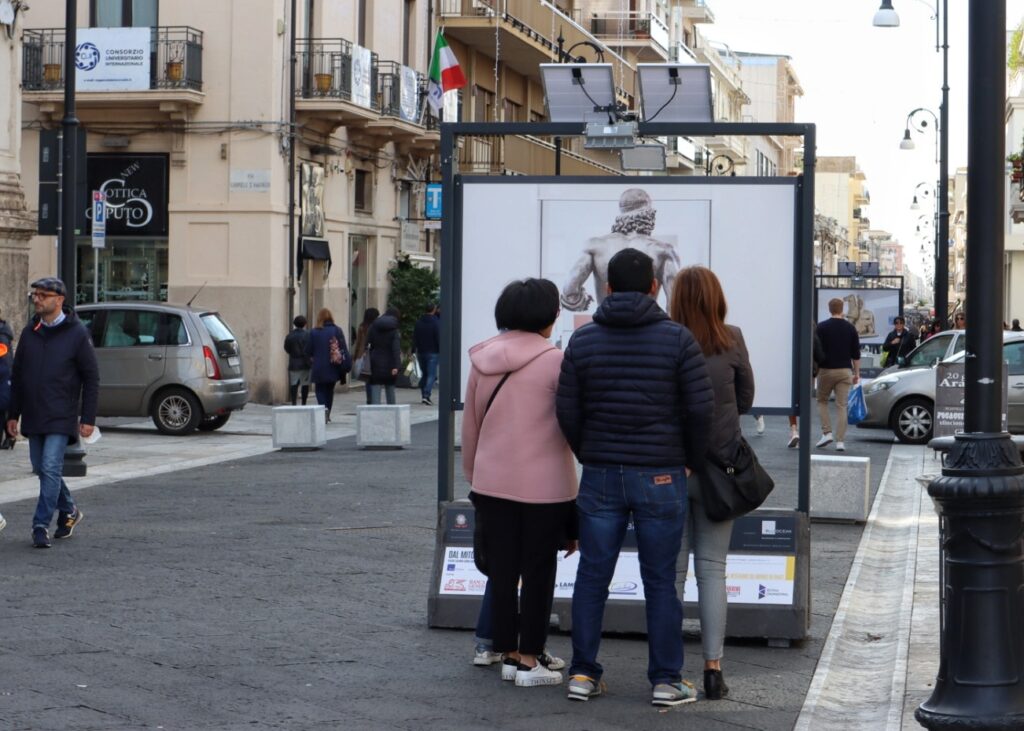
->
xmin=705 ymin=0 xmax=1024 ymax=277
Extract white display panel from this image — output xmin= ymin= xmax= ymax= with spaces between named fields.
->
xmin=459 ymin=180 xmax=799 ymax=410
xmin=816 ymin=287 xmax=902 ymax=346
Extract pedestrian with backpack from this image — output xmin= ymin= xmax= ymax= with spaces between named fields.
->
xmin=305 ymin=308 xmax=350 ymax=423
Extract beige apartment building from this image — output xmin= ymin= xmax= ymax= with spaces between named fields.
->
xmin=15 ymin=0 xmax=784 ymax=401
xmin=816 ymin=156 xmax=870 ymax=267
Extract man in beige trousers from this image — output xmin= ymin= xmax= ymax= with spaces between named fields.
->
xmin=815 ymin=297 xmax=861 ymax=452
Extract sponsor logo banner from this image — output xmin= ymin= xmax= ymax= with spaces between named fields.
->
xmin=76 ymin=27 xmax=150 ymax=92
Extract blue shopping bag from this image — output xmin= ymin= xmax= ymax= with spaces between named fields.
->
xmin=847 ymin=384 xmax=867 ymax=425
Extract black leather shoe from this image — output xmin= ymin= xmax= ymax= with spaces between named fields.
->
xmin=704 ymin=669 xmax=729 ymax=700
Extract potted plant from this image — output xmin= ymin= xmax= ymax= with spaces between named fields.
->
xmin=43 ymin=63 xmax=61 ymax=85
xmin=165 ymin=47 xmax=184 ymax=83
xmin=635 ymin=18 xmax=651 ymax=38
xmin=314 ymin=72 xmax=332 ymax=94
xmin=1009 ymin=151 xmax=1024 ymax=183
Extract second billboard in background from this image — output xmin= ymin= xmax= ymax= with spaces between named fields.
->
xmin=815 ymin=287 xmax=902 ymax=346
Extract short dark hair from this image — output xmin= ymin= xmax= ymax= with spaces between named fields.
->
xmin=425 ymin=302 xmax=438 ymax=314
xmin=893 ymin=316 xmax=904 ymax=325
xmin=607 ymin=248 xmax=654 ymax=294
xmin=494 ymin=278 xmax=559 ymax=333
xmin=293 ymin=315 xmax=307 ymax=328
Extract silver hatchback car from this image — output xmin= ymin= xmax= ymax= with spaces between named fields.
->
xmin=76 ymin=302 xmax=249 ymax=435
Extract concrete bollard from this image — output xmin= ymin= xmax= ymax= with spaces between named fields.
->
xmin=810 ymin=454 xmax=870 ymax=522
xmin=356 ymin=404 xmax=411 ymax=448
xmin=272 ymin=405 xmax=326 ymax=450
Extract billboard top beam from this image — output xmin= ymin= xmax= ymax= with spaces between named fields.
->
xmin=442 ymin=121 xmax=814 ymax=139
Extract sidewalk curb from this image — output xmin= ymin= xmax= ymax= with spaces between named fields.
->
xmin=796 ymin=443 xmax=927 ymax=730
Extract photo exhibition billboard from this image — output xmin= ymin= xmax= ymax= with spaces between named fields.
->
xmin=458 ymin=179 xmax=800 ymax=410
xmin=815 ymin=287 xmax=902 ymax=347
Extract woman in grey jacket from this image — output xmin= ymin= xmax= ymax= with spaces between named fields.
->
xmin=669 ymin=266 xmax=755 ymax=701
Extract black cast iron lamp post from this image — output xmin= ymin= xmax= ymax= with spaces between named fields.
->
xmin=916 ymin=2 xmax=1024 ymax=728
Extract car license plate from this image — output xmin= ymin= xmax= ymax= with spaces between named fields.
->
xmin=228 ymin=356 xmax=240 ymax=367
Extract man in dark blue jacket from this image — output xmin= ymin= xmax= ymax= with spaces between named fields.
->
xmin=556 ymin=249 xmax=713 ymax=707
xmin=5 ymin=278 xmax=99 ymax=548
xmin=412 ymin=304 xmax=440 ymax=405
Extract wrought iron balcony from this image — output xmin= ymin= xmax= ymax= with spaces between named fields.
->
xmin=377 ymin=60 xmax=439 ymax=129
xmin=581 ymin=10 xmax=670 ymax=59
xmin=296 ymin=38 xmax=381 ymax=111
xmin=22 ymin=26 xmax=203 ymax=92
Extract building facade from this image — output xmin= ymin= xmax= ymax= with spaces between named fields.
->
xmin=1 ymin=3 xmax=34 ymax=332
xmin=815 ymin=156 xmax=870 ymax=267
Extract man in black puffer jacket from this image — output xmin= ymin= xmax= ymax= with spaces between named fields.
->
xmin=557 ymin=249 xmax=713 ymax=707
xmin=6 ymin=278 xmax=99 ymax=549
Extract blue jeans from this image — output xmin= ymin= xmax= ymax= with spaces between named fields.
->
xmin=29 ymin=434 xmax=76 ymax=530
xmin=417 ymin=353 xmax=439 ymax=400
xmin=366 ymin=384 xmax=396 ymax=405
xmin=570 ymin=465 xmax=687 ymax=686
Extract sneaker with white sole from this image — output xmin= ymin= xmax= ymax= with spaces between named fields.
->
xmin=567 ymin=674 xmax=602 ymax=701
xmin=54 ymin=507 xmax=83 ymax=539
xmin=539 ymin=649 xmax=565 ymax=671
xmin=652 ymin=680 xmax=698 ymax=707
xmin=787 ymin=431 xmax=800 ymax=449
xmin=835 ymin=441 xmax=846 ymax=452
xmin=0 ymin=512 xmax=6 ymax=534
xmin=815 ymin=432 xmax=834 ymax=448
xmin=515 ymin=662 xmax=562 ymax=687
xmin=501 ymin=657 xmax=519 ymax=681
xmin=755 ymin=415 xmax=766 ymax=434
xmin=473 ymin=645 xmax=503 ymax=666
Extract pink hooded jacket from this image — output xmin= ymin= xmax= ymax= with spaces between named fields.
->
xmin=461 ymin=330 xmax=578 ymax=504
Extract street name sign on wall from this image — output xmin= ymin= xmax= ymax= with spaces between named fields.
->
xmin=935 ymin=362 xmax=1008 ymax=437
xmin=75 ymin=27 xmax=150 ymax=92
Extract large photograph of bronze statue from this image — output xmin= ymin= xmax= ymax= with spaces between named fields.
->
xmin=459 ymin=179 xmax=797 ymax=409
xmin=815 ymin=287 xmax=902 ymax=346
xmin=541 ymin=187 xmax=711 ymax=349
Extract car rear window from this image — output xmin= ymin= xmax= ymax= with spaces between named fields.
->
xmin=201 ymin=313 xmax=235 ymax=342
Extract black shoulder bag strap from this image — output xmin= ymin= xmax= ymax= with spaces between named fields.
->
xmin=482 ymin=372 xmax=512 ymax=420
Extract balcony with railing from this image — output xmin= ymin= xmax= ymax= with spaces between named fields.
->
xmin=577 ymin=9 xmax=670 ymax=62
xmin=372 ymin=60 xmax=440 ymax=145
xmin=679 ymin=0 xmax=715 ymax=24
xmin=295 ymin=38 xmax=379 ymax=122
xmin=438 ymin=0 xmax=635 ymax=109
xmin=21 ymin=26 xmax=204 ymax=110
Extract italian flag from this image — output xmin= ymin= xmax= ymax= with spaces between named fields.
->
xmin=427 ymin=31 xmax=466 ymax=113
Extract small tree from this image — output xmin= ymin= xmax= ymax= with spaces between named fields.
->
xmin=386 ymin=253 xmax=440 ymax=361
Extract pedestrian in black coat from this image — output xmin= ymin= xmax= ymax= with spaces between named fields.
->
xmin=283 ymin=315 xmax=312 ymax=405
xmin=304 ymin=307 xmax=350 ymax=422
xmin=366 ymin=308 xmax=401 ymax=405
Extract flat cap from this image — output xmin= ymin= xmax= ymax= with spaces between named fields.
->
xmin=30 ymin=277 xmax=67 ymax=296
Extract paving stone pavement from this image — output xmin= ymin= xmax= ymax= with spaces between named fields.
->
xmin=0 ymin=409 xmax=898 ymax=730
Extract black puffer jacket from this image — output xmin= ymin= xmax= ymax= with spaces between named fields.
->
xmin=556 ymin=292 xmax=714 ymax=470
xmin=367 ymin=314 xmax=402 ymax=384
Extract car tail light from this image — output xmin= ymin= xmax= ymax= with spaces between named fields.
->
xmin=203 ymin=345 xmax=221 ymax=379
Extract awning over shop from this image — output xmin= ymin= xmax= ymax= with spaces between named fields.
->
xmin=297 ymin=237 xmax=331 ymax=280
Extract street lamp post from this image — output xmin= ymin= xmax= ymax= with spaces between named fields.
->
xmin=59 ymin=0 xmax=79 ymax=298
xmin=916 ymin=2 xmax=1024 ymax=728
xmin=874 ymin=0 xmax=950 ymax=329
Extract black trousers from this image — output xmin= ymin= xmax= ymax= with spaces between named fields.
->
xmin=473 ymin=493 xmax=572 ymax=656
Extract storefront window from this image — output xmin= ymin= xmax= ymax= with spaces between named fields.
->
xmin=77 ymin=238 xmax=168 ymax=304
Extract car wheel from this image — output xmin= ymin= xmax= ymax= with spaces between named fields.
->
xmin=197 ymin=413 xmax=231 ymax=432
xmin=892 ymin=397 xmax=933 ymax=445
xmin=151 ymin=387 xmax=203 ymax=435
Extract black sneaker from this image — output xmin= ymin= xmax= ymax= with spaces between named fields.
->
xmin=32 ymin=527 xmax=51 ymax=548
xmin=54 ymin=508 xmax=83 ymax=539
xmin=422 ymin=397 xmax=433 ymax=406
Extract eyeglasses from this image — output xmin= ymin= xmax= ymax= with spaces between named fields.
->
xmin=30 ymin=292 xmax=60 ymax=300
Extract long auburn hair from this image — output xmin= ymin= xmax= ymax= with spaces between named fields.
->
xmin=316 ymin=308 xmax=334 ymax=327
xmin=670 ymin=266 xmax=735 ymax=356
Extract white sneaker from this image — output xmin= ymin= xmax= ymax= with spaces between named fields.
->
xmin=755 ymin=415 xmax=766 ymax=434
xmin=515 ymin=662 xmax=563 ymax=687
xmin=0 ymin=512 xmax=5 ymax=533
xmin=835 ymin=441 xmax=846 ymax=452
xmin=501 ymin=658 xmax=518 ymax=681
xmin=815 ymin=433 xmax=834 ymax=448
xmin=787 ymin=430 xmax=799 ymax=449
xmin=473 ymin=645 xmax=503 ymax=666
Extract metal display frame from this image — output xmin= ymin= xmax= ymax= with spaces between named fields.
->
xmin=430 ymin=121 xmax=817 ymax=643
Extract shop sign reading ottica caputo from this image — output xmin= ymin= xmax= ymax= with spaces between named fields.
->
xmin=85 ymin=154 xmax=169 ymax=236
xmin=75 ymin=27 xmax=150 ymax=92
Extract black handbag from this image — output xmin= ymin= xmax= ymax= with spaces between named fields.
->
xmin=700 ymin=437 xmax=775 ymax=522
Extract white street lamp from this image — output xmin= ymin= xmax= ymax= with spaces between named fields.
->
xmin=872 ymin=0 xmax=900 ymax=27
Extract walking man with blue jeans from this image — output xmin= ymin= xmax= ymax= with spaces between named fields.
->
xmin=6 ymin=277 xmax=99 ymax=548
xmin=556 ymin=249 xmax=713 ymax=706
xmin=413 ymin=304 xmax=440 ymax=405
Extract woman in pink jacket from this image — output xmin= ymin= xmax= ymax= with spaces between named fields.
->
xmin=462 ymin=278 xmax=579 ymax=688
